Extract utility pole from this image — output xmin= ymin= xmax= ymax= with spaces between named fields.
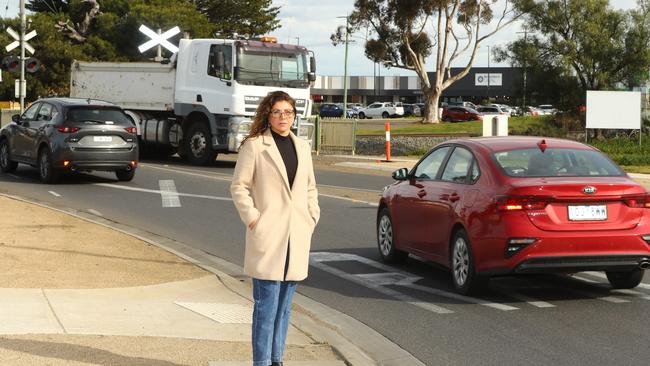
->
xmin=487 ymin=45 xmax=490 ymax=102
xmin=19 ymin=0 xmax=26 ymax=113
xmin=516 ymin=30 xmax=528 ymax=109
xmin=337 ymin=15 xmax=350 ymax=114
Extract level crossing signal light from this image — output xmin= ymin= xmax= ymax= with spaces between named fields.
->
xmin=2 ymin=56 xmax=19 ymax=73
xmin=0 ymin=56 xmax=40 ymax=73
xmin=25 ymin=57 xmax=40 ymax=73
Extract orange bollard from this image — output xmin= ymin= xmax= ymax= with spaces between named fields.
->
xmin=385 ymin=120 xmax=391 ymax=162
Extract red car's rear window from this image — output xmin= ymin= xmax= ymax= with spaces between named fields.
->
xmin=493 ymin=148 xmax=624 ymax=177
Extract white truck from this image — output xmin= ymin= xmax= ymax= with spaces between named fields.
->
xmin=70 ymin=36 xmax=315 ymax=165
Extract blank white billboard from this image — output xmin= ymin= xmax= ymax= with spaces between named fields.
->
xmin=586 ymin=90 xmax=640 ymax=129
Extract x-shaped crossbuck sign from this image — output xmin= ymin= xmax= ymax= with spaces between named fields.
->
xmin=5 ymin=27 xmax=37 ymax=54
xmin=138 ymin=25 xmax=180 ymax=54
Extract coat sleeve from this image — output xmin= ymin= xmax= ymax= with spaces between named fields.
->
xmin=305 ymin=144 xmax=320 ymax=225
xmin=230 ymin=140 xmax=260 ymax=226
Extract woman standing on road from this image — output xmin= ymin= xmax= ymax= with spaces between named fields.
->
xmin=231 ymin=91 xmax=320 ymax=366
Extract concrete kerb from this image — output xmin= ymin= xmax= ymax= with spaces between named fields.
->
xmin=0 ymin=193 xmax=425 ymax=366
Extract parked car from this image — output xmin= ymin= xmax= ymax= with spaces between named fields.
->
xmin=0 ymin=98 xmax=138 ymax=183
xmin=441 ymin=106 xmax=483 ymax=122
xmin=449 ymin=101 xmax=478 ymax=110
xmin=415 ymin=103 xmax=427 ymax=117
xmin=319 ymin=103 xmax=344 ymax=118
xmin=476 ymin=105 xmax=507 ymax=115
xmin=377 ymin=136 xmax=650 ymax=294
xmin=358 ymin=102 xmax=404 ymax=119
xmin=491 ymin=104 xmax=513 ymax=115
xmin=402 ymin=103 xmax=421 ymax=117
xmin=538 ymin=104 xmax=557 ymax=115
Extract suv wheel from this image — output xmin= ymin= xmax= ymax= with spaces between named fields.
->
xmin=38 ymin=148 xmax=59 ymax=184
xmin=115 ymin=169 xmax=136 ymax=182
xmin=184 ymin=122 xmax=217 ymax=165
xmin=358 ymin=112 xmax=366 ymax=119
xmin=382 ymin=111 xmax=390 ymax=119
xmin=0 ymin=139 xmax=18 ymax=173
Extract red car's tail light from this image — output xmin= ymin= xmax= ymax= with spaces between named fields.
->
xmin=496 ymin=196 xmax=549 ymax=211
xmin=624 ymin=194 xmax=650 ymax=208
xmin=57 ymin=126 xmax=80 ymax=133
xmin=124 ymin=127 xmax=137 ymax=133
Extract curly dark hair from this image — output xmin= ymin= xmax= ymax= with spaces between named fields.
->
xmin=240 ymin=91 xmax=296 ymax=146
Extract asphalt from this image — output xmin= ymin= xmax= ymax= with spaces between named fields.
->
xmin=4 ymin=152 xmax=649 ymax=366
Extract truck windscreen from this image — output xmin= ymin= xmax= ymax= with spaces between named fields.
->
xmin=236 ymin=49 xmax=308 ymax=88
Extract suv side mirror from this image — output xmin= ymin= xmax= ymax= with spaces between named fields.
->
xmin=392 ymin=168 xmax=409 ymax=180
xmin=11 ymin=114 xmax=20 ymax=123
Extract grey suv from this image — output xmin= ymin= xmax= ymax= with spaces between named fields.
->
xmin=0 ymin=98 xmax=138 ymax=183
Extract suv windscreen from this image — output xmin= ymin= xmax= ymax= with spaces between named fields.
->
xmin=65 ymin=107 xmax=132 ymax=126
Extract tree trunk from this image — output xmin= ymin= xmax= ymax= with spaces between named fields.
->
xmin=423 ymin=91 xmax=442 ymax=124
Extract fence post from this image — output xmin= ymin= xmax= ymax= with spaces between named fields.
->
xmin=352 ymin=117 xmax=357 ymax=155
xmin=385 ymin=120 xmax=391 ymax=161
xmin=315 ymin=115 xmax=321 ymax=155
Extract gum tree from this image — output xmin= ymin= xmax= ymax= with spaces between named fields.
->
xmin=342 ymin=0 xmax=530 ymax=123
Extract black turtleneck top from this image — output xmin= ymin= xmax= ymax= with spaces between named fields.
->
xmin=271 ymin=130 xmax=298 ymax=188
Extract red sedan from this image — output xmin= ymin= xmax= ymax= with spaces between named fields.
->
xmin=377 ymin=137 xmax=650 ymax=294
xmin=441 ymin=106 xmax=483 ymax=122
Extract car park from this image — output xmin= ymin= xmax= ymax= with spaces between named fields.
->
xmin=0 ymin=98 xmax=138 ymax=183
xmin=358 ymin=102 xmax=404 ymax=119
xmin=377 ymin=136 xmax=650 ymax=294
xmin=441 ymin=106 xmax=483 ymax=122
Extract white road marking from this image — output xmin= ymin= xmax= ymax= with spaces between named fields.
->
xmin=567 ymin=275 xmax=630 ymax=303
xmin=310 ymin=261 xmax=454 ymax=314
xmin=311 ymin=252 xmax=519 ymax=312
xmin=87 ymin=209 xmax=103 ymax=216
xmin=93 ymin=183 xmax=232 ymax=201
xmin=141 ymin=163 xmax=381 ymax=205
xmin=491 ymin=285 xmax=556 ymax=308
xmin=159 ymin=180 xmax=181 ymax=208
xmin=582 ymin=271 xmax=650 ymax=290
xmin=48 ymin=191 xmax=61 ymax=197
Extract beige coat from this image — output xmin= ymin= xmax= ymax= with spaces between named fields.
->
xmin=230 ymin=129 xmax=320 ymax=281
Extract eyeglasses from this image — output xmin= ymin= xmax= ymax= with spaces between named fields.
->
xmin=270 ymin=109 xmax=296 ymax=118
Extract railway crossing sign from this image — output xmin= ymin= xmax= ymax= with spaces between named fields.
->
xmin=5 ymin=27 xmax=36 ymax=54
xmin=138 ymin=25 xmax=180 ymax=54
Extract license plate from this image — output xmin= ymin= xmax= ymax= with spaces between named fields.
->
xmin=568 ymin=205 xmax=607 ymax=221
xmin=93 ymin=136 xmax=112 ymax=142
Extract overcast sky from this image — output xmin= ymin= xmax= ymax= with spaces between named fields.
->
xmin=272 ymin=0 xmax=640 ymax=76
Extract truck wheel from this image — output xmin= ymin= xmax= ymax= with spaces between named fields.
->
xmin=184 ymin=122 xmax=217 ymax=166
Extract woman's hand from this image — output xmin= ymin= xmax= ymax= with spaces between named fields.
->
xmin=248 ymin=218 xmax=258 ymax=230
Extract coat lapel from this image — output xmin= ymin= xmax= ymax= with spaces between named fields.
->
xmin=261 ymin=129 xmax=291 ymax=194
xmin=289 ymin=132 xmax=306 ymax=194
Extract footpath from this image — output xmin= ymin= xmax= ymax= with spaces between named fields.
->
xmin=0 ymin=155 xmax=428 ymax=366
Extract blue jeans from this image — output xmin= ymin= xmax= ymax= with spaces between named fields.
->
xmin=252 ymin=278 xmax=297 ymax=366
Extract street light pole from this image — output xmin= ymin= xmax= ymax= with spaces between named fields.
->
xmin=336 ymin=15 xmax=351 ymax=115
